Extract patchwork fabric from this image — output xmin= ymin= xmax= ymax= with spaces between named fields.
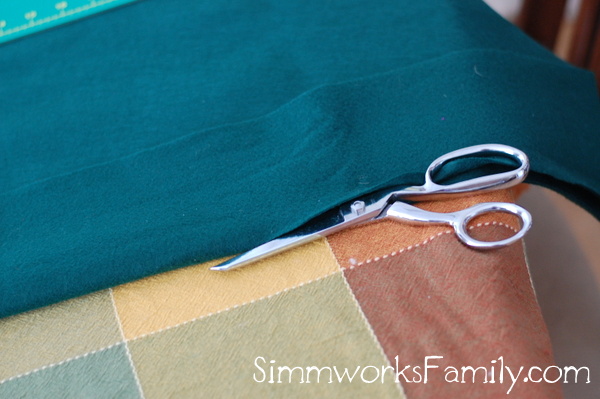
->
xmin=0 ymin=190 xmax=563 ymax=398
xmin=0 ymin=290 xmax=122 ymax=381
xmin=344 ymin=227 xmax=561 ymax=398
xmin=0 ymin=344 xmax=142 ymax=398
xmin=112 ymin=239 xmax=340 ymax=340
xmin=127 ymin=274 xmax=401 ymax=399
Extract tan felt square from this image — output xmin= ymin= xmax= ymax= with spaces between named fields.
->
xmin=0 ymin=290 xmax=122 ymax=382
xmin=128 ymin=273 xmax=402 ymax=399
xmin=112 ymin=238 xmax=340 ymax=340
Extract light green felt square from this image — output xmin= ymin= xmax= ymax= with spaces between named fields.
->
xmin=0 ymin=344 xmax=141 ymax=398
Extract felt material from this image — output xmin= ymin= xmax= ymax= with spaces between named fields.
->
xmin=1 ymin=0 xmax=599 ymax=318
xmin=112 ymin=238 xmax=339 ymax=340
xmin=344 ymin=227 xmax=562 ymax=398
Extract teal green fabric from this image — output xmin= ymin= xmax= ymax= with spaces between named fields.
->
xmin=1 ymin=0 xmax=599 ymax=318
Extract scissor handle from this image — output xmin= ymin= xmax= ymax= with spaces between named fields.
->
xmin=451 ymin=202 xmax=532 ymax=249
xmin=385 ymin=201 xmax=532 ymax=249
xmin=421 ymin=144 xmax=529 ymax=198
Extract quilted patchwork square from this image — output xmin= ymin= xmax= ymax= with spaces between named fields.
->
xmin=0 ymin=340 xmax=139 ymax=398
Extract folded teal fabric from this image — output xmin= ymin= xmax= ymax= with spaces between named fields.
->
xmin=1 ymin=0 xmax=599 ymax=318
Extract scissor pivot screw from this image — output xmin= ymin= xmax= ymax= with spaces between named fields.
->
xmin=351 ymin=201 xmax=366 ymax=215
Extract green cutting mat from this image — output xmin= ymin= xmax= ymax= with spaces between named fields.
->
xmin=0 ymin=0 xmax=138 ymax=44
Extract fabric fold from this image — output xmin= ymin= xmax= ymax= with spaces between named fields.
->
xmin=2 ymin=48 xmax=599 ymax=318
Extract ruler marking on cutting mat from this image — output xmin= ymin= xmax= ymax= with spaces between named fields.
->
xmin=0 ymin=0 xmax=139 ymax=44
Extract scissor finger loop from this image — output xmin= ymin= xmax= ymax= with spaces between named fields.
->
xmin=412 ymin=144 xmax=530 ymax=200
xmin=451 ymin=202 xmax=532 ymax=249
xmin=385 ymin=201 xmax=532 ymax=249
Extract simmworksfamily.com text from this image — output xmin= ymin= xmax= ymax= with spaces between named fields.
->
xmin=253 ymin=355 xmax=590 ymax=394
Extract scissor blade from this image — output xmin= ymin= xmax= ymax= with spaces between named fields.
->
xmin=211 ymin=204 xmax=349 ymax=271
xmin=210 ymin=233 xmax=322 ymax=271
xmin=211 ymin=195 xmax=388 ymax=271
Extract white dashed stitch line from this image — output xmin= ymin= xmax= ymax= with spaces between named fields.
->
xmin=109 ymin=288 xmax=146 ymax=399
xmin=338 ymin=261 xmax=408 ymax=397
xmin=0 ymin=271 xmax=343 ymax=385
xmin=130 ymin=269 xmax=342 ymax=342
xmin=0 ymin=221 xmax=519 ymax=385
xmin=0 ymin=342 xmax=122 ymax=385
xmin=468 ymin=221 xmax=518 ymax=233
xmin=349 ymin=221 xmax=519 ymax=269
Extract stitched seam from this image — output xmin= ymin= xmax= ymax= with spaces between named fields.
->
xmin=347 ymin=222 xmax=518 ymax=270
xmin=0 ymin=342 xmax=122 ymax=385
xmin=130 ymin=269 xmax=342 ymax=342
xmin=0 ymin=222 xmax=517 ymax=385
xmin=0 ymin=0 xmax=126 ymax=38
xmin=469 ymin=221 xmax=518 ymax=233
xmin=330 ymin=240 xmax=407 ymax=398
xmin=0 ymin=272 xmax=342 ymax=384
xmin=109 ymin=288 xmax=146 ymax=399
xmin=323 ymin=235 xmax=345 ymax=272
xmin=131 ymin=222 xmax=519 ymax=339
xmin=348 ymin=230 xmax=453 ymax=270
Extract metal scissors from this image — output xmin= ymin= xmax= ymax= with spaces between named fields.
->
xmin=211 ymin=144 xmax=532 ymax=271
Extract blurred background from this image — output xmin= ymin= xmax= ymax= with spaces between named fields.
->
xmin=486 ymin=0 xmax=599 ymax=92
xmin=485 ymin=1 xmax=600 ymax=398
